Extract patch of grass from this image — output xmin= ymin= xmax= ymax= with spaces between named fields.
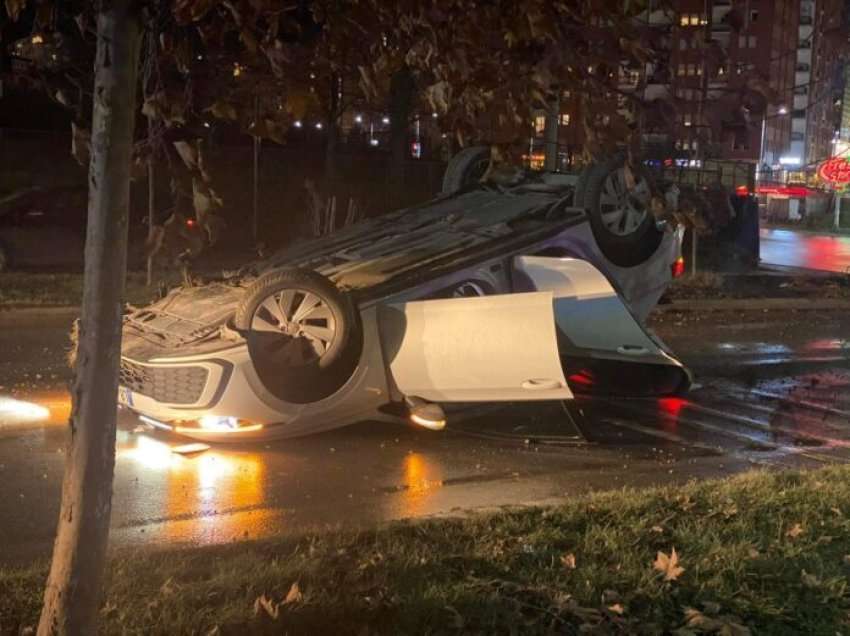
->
xmin=0 ymin=272 xmax=160 ymax=307
xmin=6 ymin=467 xmax=850 ymax=634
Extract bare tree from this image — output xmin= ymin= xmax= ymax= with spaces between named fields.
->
xmin=37 ymin=1 xmax=142 ymax=633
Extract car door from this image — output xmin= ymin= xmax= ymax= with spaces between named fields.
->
xmin=512 ymin=256 xmax=691 ymax=397
xmin=378 ymin=291 xmax=572 ymax=402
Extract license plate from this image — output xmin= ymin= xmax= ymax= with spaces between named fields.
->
xmin=118 ymin=387 xmax=134 ymax=407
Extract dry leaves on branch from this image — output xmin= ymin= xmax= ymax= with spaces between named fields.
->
xmin=653 ymin=548 xmax=685 ymax=581
xmin=560 ymin=552 xmax=577 ymax=570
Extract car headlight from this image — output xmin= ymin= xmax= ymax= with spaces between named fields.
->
xmin=174 ymin=416 xmax=263 ymax=434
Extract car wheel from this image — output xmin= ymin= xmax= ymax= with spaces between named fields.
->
xmin=234 ymin=268 xmax=362 ymax=404
xmin=582 ymin=153 xmax=663 ymax=267
xmin=441 ymin=146 xmax=491 ymax=194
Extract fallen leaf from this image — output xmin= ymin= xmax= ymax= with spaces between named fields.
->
xmin=786 ymin=523 xmax=804 ymax=539
xmin=801 ymin=569 xmax=822 ymax=588
xmin=651 ymin=525 xmax=664 ymax=533
xmin=254 ymin=594 xmax=279 ymax=620
xmin=608 ymin=603 xmax=625 ymax=615
xmin=561 ymin=553 xmax=576 ymax=569
xmin=283 ymin=581 xmax=303 ymax=605
xmin=654 ymin=548 xmax=685 ymax=581
xmin=681 ymin=607 xmax=750 ymax=634
xmin=702 ymin=601 xmax=721 ymax=615
xmin=159 ymin=577 xmax=178 ymax=596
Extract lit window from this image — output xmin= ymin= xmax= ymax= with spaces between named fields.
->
xmin=690 ymin=14 xmax=701 ymax=26
xmin=683 ymin=140 xmax=690 ymax=150
xmin=687 ymin=64 xmax=696 ymax=76
xmin=696 ymin=64 xmax=703 ymax=76
xmin=684 ymin=113 xmax=693 ymax=127
xmin=560 ymin=113 xmax=570 ymax=126
xmin=677 ymin=64 xmax=686 ymax=76
xmin=533 ymin=115 xmax=546 ymax=134
xmin=680 ymin=14 xmax=689 ymax=26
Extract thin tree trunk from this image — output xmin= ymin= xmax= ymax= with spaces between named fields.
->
xmin=146 ymin=121 xmax=155 ymax=287
xmin=252 ymin=95 xmax=260 ymax=245
xmin=389 ymin=65 xmax=414 ymax=184
xmin=543 ymin=94 xmax=560 ymax=172
xmin=324 ymin=73 xmax=341 ymax=184
xmin=38 ymin=2 xmax=142 ymax=634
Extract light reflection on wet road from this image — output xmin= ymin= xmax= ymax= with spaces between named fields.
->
xmin=2 ymin=308 xmax=850 ymax=563
xmin=760 ymin=228 xmax=850 ymax=272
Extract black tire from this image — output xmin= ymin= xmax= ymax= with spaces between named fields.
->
xmin=234 ymin=268 xmax=362 ymax=403
xmin=441 ymin=146 xmax=491 ymax=194
xmin=582 ymin=153 xmax=663 ymax=268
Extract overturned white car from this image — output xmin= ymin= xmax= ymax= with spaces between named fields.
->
xmin=118 ymin=149 xmax=691 ymax=441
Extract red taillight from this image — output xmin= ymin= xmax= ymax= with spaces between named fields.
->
xmin=186 ymin=218 xmax=196 ymax=228
xmin=672 ymin=256 xmax=685 ymax=278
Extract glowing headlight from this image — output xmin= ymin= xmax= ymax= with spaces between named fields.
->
xmin=200 ymin=415 xmax=239 ymax=431
xmin=174 ymin=416 xmax=263 ymax=435
xmin=0 ymin=397 xmax=50 ymax=423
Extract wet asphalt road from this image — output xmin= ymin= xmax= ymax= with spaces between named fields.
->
xmin=760 ymin=228 xmax=850 ymax=273
xmin=2 ymin=306 xmax=850 ymax=565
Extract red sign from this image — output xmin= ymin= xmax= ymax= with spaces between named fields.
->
xmin=818 ymin=157 xmax=850 ymax=185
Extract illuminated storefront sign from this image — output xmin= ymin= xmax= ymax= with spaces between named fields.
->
xmin=818 ymin=157 xmax=850 ymax=185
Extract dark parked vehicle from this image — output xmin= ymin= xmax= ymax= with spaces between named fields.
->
xmin=0 ymin=185 xmax=87 ymax=271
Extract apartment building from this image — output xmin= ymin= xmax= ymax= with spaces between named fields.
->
xmin=529 ymin=1 xmax=846 ymax=182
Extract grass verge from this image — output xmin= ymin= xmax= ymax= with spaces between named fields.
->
xmin=0 ymin=272 xmax=161 ymax=307
xmin=6 ymin=467 xmax=850 ymax=634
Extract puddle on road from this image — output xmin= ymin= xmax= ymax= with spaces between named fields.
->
xmin=587 ymin=367 xmax=850 ymax=468
xmin=117 ymin=432 xmax=270 ymax=544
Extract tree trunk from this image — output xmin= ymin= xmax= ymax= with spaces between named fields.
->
xmin=324 ymin=73 xmax=341 ymax=184
xmin=37 ymin=3 xmax=142 ymax=635
xmin=389 ymin=65 xmax=415 ymax=184
xmin=543 ymin=94 xmax=560 ymax=172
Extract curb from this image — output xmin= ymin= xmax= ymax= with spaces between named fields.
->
xmin=0 ymin=306 xmax=79 ymax=326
